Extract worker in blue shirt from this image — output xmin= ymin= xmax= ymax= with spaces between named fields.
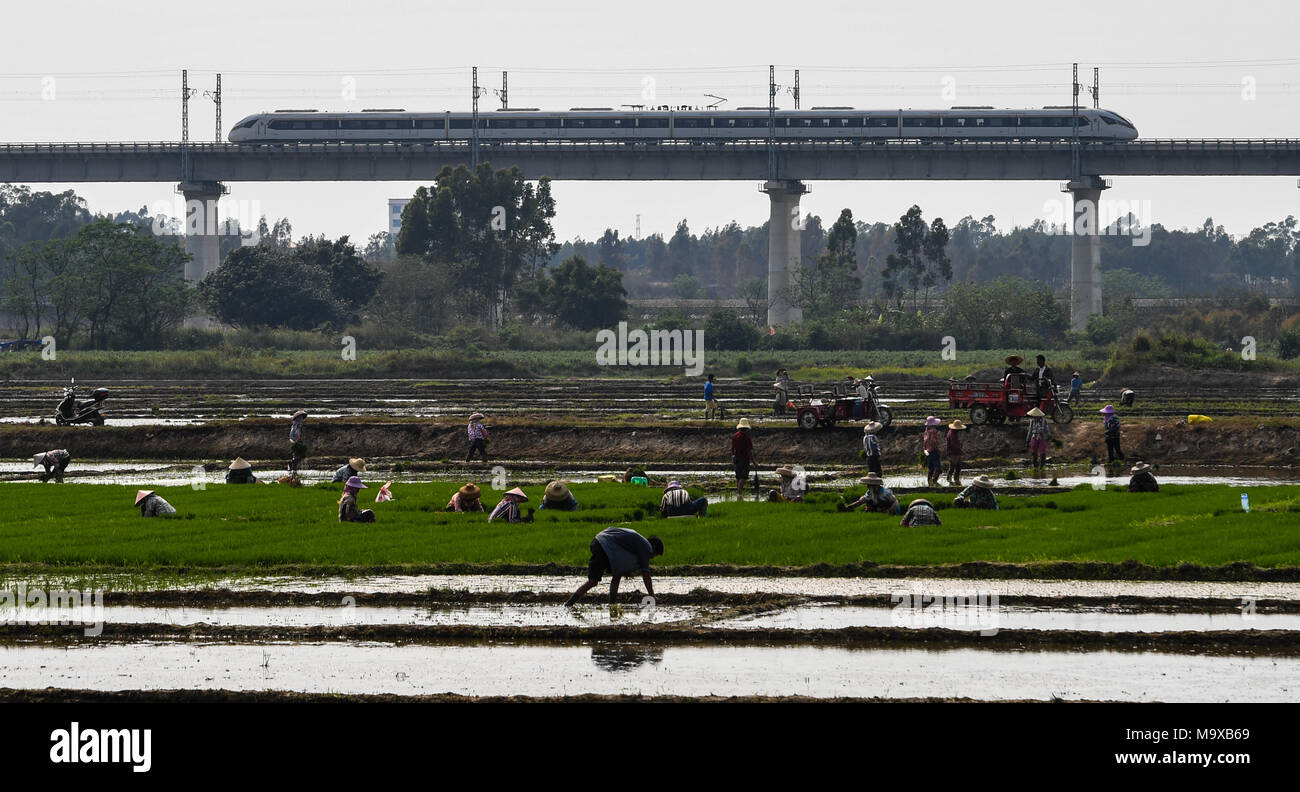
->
xmin=704 ymin=374 xmax=718 ymax=419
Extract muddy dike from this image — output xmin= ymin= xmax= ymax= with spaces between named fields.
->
xmin=91 ymin=589 xmax=1300 ymax=613
xmin=0 ymin=688 xmax=1042 ymax=704
xmin=5 ymin=558 xmax=1300 ymax=582
xmin=2 ymin=416 xmax=1298 ymax=467
xmin=5 ymin=621 xmax=1300 ymax=656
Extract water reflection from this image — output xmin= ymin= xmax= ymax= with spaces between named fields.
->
xmin=590 ymin=642 xmax=664 ymax=672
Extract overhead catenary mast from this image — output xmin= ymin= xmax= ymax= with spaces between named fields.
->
xmin=767 ymin=64 xmax=777 ymax=181
xmin=1071 ymin=62 xmax=1080 ymax=180
xmin=471 ymin=66 xmax=481 ymax=168
xmin=204 ymin=73 xmax=222 ymax=143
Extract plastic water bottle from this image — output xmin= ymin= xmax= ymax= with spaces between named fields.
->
xmin=1241 ymin=493 xmax=1250 ymax=513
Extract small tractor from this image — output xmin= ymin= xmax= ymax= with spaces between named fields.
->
xmin=791 ymin=381 xmax=894 ymax=430
xmin=947 ymin=374 xmax=1073 ymax=426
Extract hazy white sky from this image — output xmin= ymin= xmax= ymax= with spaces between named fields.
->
xmin=2 ymin=0 xmax=1298 ymax=243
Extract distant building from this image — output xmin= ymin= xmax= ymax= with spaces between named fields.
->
xmin=387 ymin=198 xmax=410 ymax=242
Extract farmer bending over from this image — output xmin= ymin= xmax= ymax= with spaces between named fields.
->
xmin=332 ymin=457 xmax=366 ymax=483
xmin=900 ymin=498 xmax=942 ymax=527
xmin=33 ymin=449 xmax=71 ymax=483
xmin=954 ymin=475 xmax=999 ymax=509
xmin=488 ymin=487 xmax=528 ymax=523
xmin=540 ymin=480 xmax=579 ymax=510
xmin=845 ymin=473 xmax=900 ymax=515
xmin=134 ymin=490 xmax=176 ymax=517
xmin=225 ymin=457 xmax=258 ymax=484
xmin=1128 ymin=462 xmax=1159 ymax=492
xmin=447 ymin=483 xmax=486 ymax=512
xmin=661 ymin=480 xmax=709 ymax=517
xmin=564 ymin=527 xmax=664 ymax=606
xmin=767 ymin=466 xmax=805 ymax=503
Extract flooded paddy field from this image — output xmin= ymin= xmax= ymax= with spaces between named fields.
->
xmin=6 ymin=598 xmax=1299 ymax=633
xmin=3 ymin=577 xmax=1298 ymax=700
xmin=1 ymin=640 xmax=1296 ymax=701
xmin=2 ymin=457 xmax=1295 ymax=489
xmin=2 ymin=377 xmax=1297 ymax=427
xmin=86 ymin=573 xmax=1300 ymax=600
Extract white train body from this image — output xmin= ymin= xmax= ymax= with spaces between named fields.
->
xmin=228 ymin=107 xmax=1138 ymax=144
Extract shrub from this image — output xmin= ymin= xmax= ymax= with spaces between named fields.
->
xmin=1086 ymin=314 xmax=1119 ymax=346
xmin=1277 ymin=327 xmax=1300 ymax=359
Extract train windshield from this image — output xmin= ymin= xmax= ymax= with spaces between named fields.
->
xmin=1100 ymin=112 xmax=1135 ymax=128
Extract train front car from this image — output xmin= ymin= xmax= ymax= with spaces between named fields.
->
xmin=1096 ymin=109 xmax=1139 ymax=140
xmin=227 ymin=114 xmax=266 ymax=143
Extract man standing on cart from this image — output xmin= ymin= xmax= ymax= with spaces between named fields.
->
xmin=1033 ymin=355 xmax=1056 ymax=408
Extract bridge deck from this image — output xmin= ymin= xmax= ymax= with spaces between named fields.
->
xmin=1 ymin=139 xmax=1298 ymax=181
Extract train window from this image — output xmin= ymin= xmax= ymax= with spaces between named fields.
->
xmin=415 ymin=119 xmax=445 ymax=129
xmin=866 ymin=117 xmax=895 ymax=127
xmin=902 ymin=117 xmax=939 ymax=127
xmin=637 ymin=118 xmax=669 ymax=128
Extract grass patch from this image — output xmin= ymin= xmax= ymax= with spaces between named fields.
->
xmin=0 ymin=347 xmax=1111 ymax=381
xmin=1 ymin=482 xmax=1297 ymax=572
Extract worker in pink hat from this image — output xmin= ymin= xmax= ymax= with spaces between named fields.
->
xmin=922 ymin=416 xmax=943 ymax=487
xmin=1100 ymin=404 xmax=1124 ymax=463
xmin=488 ymin=486 xmax=529 ymax=523
xmin=338 ymin=475 xmax=376 ymax=522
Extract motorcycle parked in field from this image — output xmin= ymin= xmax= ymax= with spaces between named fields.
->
xmin=48 ymin=380 xmax=109 ymax=426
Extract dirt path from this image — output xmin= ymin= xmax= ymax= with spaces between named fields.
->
xmin=2 ymin=415 xmax=1297 ymax=467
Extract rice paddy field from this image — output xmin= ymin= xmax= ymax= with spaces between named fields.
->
xmin=3 ymin=481 xmax=1299 ymax=572
xmin=4 ymin=364 xmax=1298 ymax=704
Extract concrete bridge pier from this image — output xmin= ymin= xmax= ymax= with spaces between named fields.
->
xmin=1063 ymin=175 xmax=1109 ymax=331
xmin=763 ymin=179 xmax=808 ymax=327
xmin=177 ymin=180 xmax=228 ymax=282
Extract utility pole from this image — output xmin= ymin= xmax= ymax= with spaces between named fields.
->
xmin=501 ymin=71 xmax=507 ymax=109
xmin=767 ymin=64 xmax=776 ymax=181
xmin=635 ymin=214 xmax=641 ymax=239
xmin=792 ymin=69 xmax=800 ymax=110
xmin=1092 ymin=67 xmax=1100 ymax=108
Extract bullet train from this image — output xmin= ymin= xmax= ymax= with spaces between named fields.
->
xmin=227 ymin=106 xmax=1138 ymax=144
